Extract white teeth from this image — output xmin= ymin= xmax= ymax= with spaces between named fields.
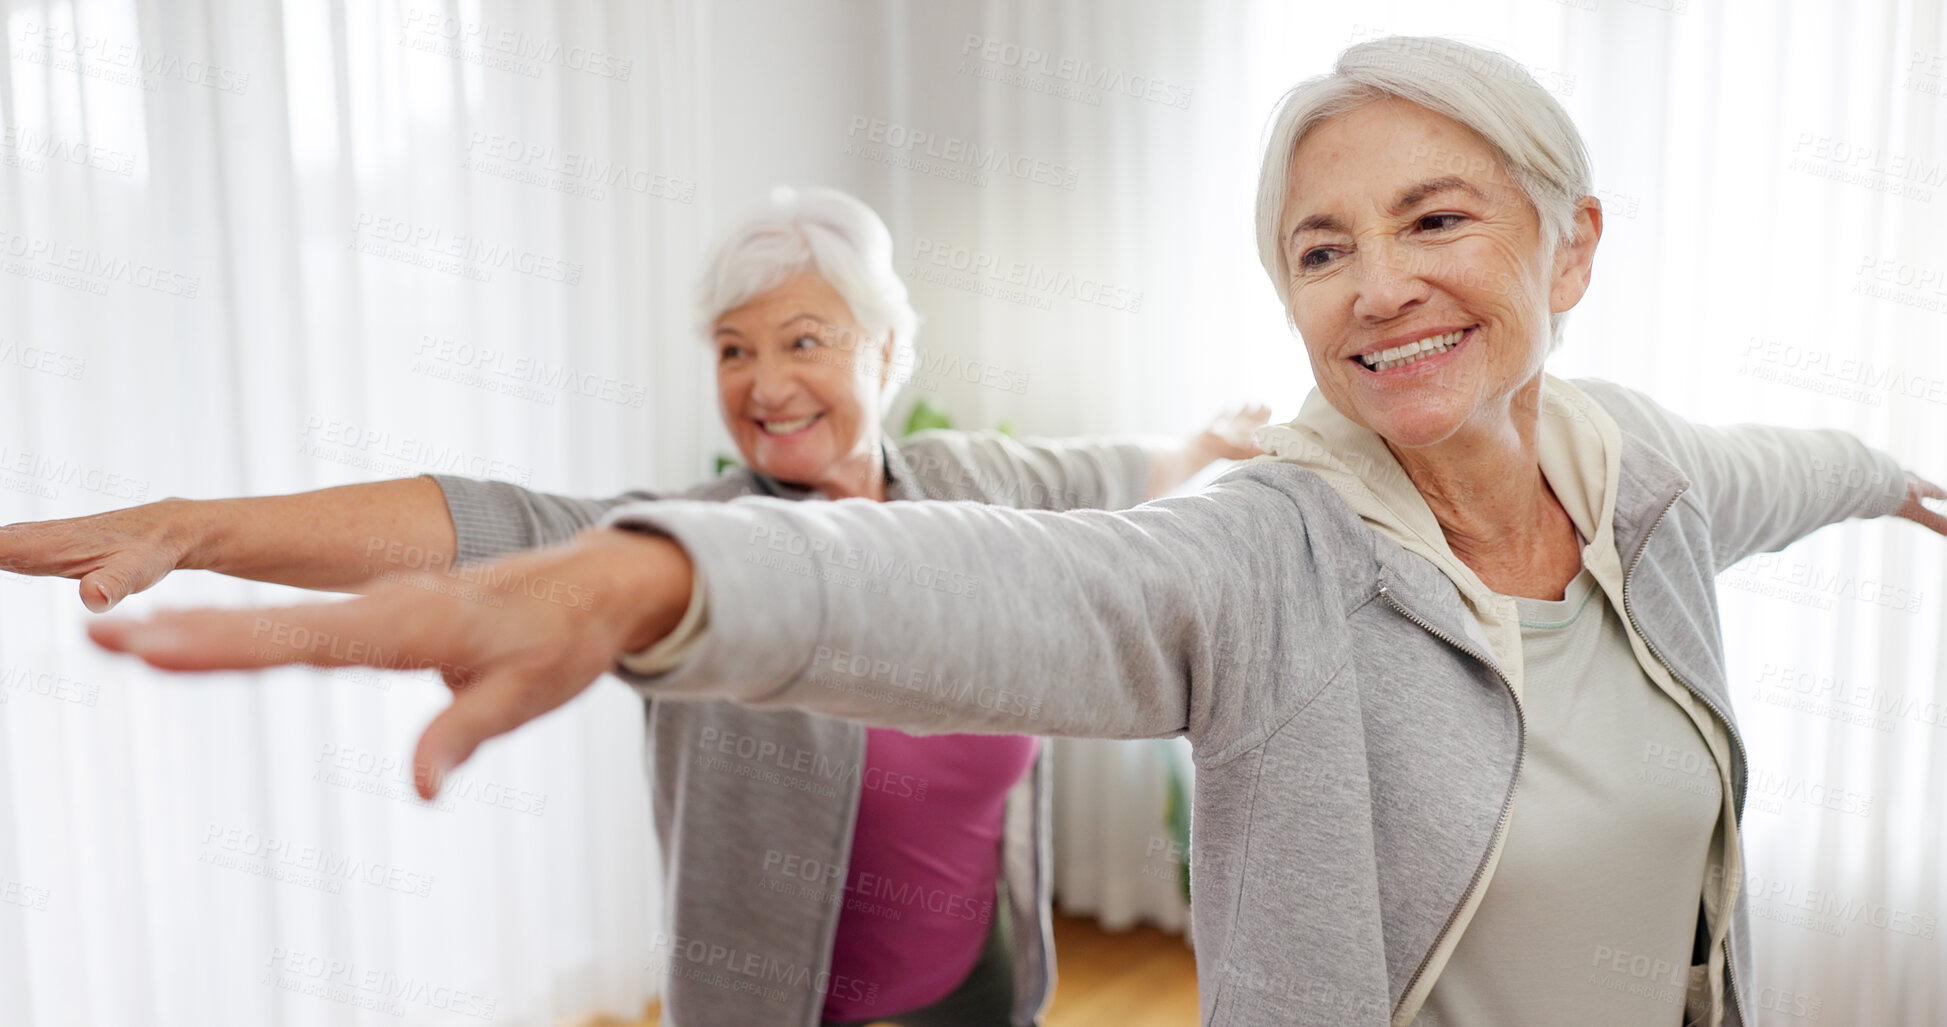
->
xmin=1358 ymin=329 xmax=1466 ymax=371
xmin=761 ymin=415 xmax=819 ymax=435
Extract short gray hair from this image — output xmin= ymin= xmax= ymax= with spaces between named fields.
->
xmin=1254 ymin=36 xmax=1594 ymax=348
xmin=697 ymin=186 xmax=919 ymax=410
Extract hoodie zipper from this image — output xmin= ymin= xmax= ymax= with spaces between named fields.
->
xmin=1618 ymin=484 xmax=1752 ymax=1027
xmin=1378 ymin=585 xmax=1526 ymax=1019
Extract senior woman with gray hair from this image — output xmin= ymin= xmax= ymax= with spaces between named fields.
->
xmin=5 ymin=186 xmax=1264 ymax=1027
xmin=78 ymin=37 xmax=1947 ymax=1027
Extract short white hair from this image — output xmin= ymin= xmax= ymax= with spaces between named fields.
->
xmin=1254 ymin=36 xmax=1594 ymax=349
xmin=697 ymin=186 xmax=919 ymax=410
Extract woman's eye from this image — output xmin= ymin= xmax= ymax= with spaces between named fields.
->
xmin=1299 ymin=248 xmax=1336 ymax=270
xmin=791 ymin=334 xmax=821 ymax=351
xmin=1419 ymin=213 xmax=1466 ymax=231
xmin=718 ymin=345 xmax=746 ymax=362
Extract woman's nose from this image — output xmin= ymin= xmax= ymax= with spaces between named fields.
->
xmin=1350 ymin=242 xmax=1431 ymax=323
xmin=749 ymin=355 xmax=800 ymax=407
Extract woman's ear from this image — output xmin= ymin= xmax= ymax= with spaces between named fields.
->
xmin=1549 ymin=196 xmax=1604 ymax=314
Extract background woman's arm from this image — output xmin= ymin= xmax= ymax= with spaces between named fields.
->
xmin=0 ymin=478 xmax=456 ymax=610
xmin=0 ymin=473 xmax=672 ymax=611
xmin=1140 ymin=404 xmax=1271 ymax=500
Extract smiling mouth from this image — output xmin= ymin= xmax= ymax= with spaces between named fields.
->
xmin=758 ymin=413 xmax=823 ymax=436
xmin=1354 ymin=328 xmax=1471 ymax=373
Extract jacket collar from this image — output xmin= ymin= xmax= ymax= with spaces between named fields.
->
xmin=1252 ymin=375 xmax=1688 ymax=677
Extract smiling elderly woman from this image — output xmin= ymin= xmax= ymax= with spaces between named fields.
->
xmin=85 ymin=37 xmax=1947 ymax=1027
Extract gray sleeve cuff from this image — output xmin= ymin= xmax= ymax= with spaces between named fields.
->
xmin=425 ymin=474 xmax=537 ymax=564
xmin=596 ymin=499 xmax=825 ymax=701
xmin=616 ymin=568 xmax=709 ymax=675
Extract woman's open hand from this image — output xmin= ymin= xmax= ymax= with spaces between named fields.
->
xmin=87 ymin=527 xmax=695 ymax=798
xmin=0 ymin=500 xmax=201 ymax=612
xmin=1897 ymin=470 xmax=1947 ymax=536
xmin=1198 ymin=404 xmax=1274 ymax=462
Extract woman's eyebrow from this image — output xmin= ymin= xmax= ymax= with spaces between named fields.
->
xmin=1286 ymin=175 xmax=1487 ymax=245
xmin=776 ymin=312 xmax=832 ymax=330
xmin=1392 ymin=175 xmax=1485 ymax=212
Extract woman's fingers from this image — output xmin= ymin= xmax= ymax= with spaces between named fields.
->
xmin=84 ymin=531 xmax=685 ymax=796
xmin=77 ymin=549 xmax=175 ymax=612
xmin=412 ymin=671 xmax=555 ymax=798
xmin=1900 ymin=473 xmax=1947 ymax=537
xmin=1898 ymin=472 xmax=1947 ymax=537
xmin=0 ymin=510 xmax=188 ymax=610
xmin=88 ymin=592 xmax=446 ymax=673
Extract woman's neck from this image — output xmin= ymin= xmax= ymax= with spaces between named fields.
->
xmin=1386 ymin=395 xmax=1582 ymax=600
xmin=806 ymin=447 xmax=887 ymax=503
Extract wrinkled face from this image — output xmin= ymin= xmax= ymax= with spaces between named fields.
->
xmin=1280 ymin=98 xmax=1593 ymax=450
xmin=714 ymin=273 xmax=889 ymax=490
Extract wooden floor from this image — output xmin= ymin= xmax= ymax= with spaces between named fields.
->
xmin=570 ymin=912 xmax=1200 ymax=1027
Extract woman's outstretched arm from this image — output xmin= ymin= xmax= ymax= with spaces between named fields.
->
xmin=0 ymin=478 xmax=457 ymax=610
xmin=87 ymin=468 xmax=1345 ymax=796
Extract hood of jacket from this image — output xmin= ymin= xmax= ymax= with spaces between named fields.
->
xmin=1251 ymin=373 xmax=1626 ymax=701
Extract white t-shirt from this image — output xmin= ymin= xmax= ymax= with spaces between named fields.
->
xmin=1414 ymin=569 xmax=1721 ymax=1026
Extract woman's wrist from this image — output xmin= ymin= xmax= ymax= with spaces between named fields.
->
xmin=579 ymin=527 xmax=697 ymax=654
xmin=150 ymin=497 xmax=217 ymax=573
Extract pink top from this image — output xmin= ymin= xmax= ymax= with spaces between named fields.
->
xmin=820 ymin=727 xmax=1041 ymax=1021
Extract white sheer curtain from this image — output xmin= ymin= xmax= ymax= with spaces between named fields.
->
xmin=0 ymin=1 xmax=710 ymax=1024
xmin=3 ymin=1 xmax=1944 ymax=1024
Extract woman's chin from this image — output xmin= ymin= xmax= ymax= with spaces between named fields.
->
xmin=1363 ymin=406 xmax=1472 ymax=452
xmin=748 ymin=445 xmax=826 ymax=485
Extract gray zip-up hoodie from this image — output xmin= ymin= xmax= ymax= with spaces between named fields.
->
xmin=432 ymin=431 xmax=1148 ymax=1027
xmin=600 ymin=379 xmax=1911 ymax=1026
